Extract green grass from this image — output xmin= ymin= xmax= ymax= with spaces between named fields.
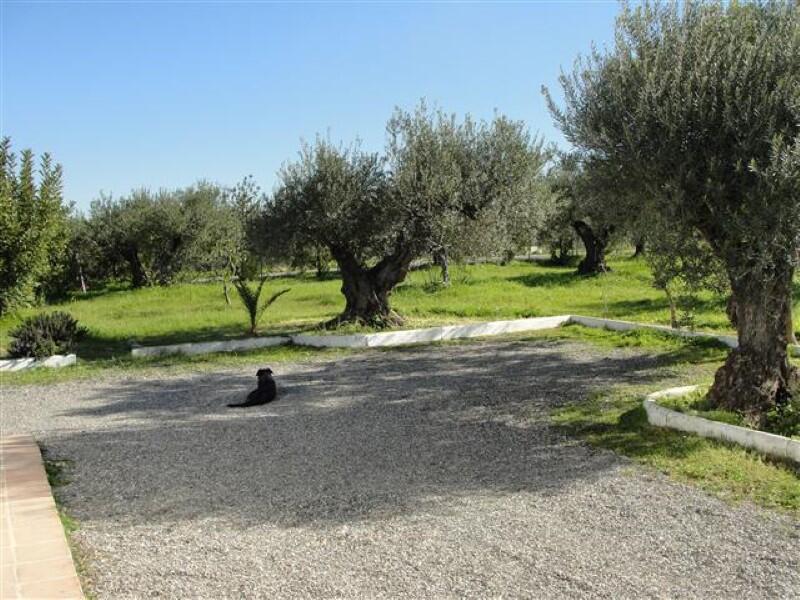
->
xmin=552 ymin=382 xmax=800 ymax=514
xmin=658 ymin=387 xmax=746 ymax=427
xmin=1 ymin=255 xmax=797 ymax=383
xmin=0 ymin=256 xmax=762 ymax=356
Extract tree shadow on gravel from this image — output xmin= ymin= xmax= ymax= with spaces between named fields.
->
xmin=45 ymin=340 xmax=672 ymax=530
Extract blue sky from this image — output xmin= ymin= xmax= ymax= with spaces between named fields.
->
xmin=2 ymin=1 xmax=619 ymax=211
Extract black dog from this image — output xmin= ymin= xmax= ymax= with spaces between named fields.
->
xmin=227 ymin=368 xmax=277 ymax=408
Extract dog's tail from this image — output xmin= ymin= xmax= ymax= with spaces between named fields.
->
xmin=226 ymin=401 xmax=249 ymax=408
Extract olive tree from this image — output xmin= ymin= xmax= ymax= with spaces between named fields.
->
xmin=88 ymin=182 xmax=228 ymax=288
xmin=267 ymin=103 xmax=543 ymax=326
xmin=267 ymin=140 xmax=404 ymax=326
xmin=183 ymin=178 xmax=261 ymax=303
xmin=389 ymin=109 xmax=548 ymax=283
xmin=547 ymin=155 xmax=621 ymax=274
xmin=545 ymin=0 xmax=800 ymax=420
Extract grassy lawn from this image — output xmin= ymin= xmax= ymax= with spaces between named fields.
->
xmin=551 ymin=330 xmax=800 ymax=515
xmin=8 ymin=255 xmax=793 ymax=362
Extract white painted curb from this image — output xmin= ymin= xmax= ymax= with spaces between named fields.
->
xmin=643 ymin=386 xmax=800 ymax=464
xmin=291 ymin=316 xmax=573 ymax=349
xmin=127 ymin=313 xmax=799 ymax=357
xmin=0 ymin=354 xmax=77 ymax=372
xmin=131 ymin=336 xmax=290 ymax=358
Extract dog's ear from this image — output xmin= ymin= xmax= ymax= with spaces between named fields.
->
xmin=256 ymin=369 xmax=266 ymax=377
xmin=265 ymin=368 xmax=273 ymax=375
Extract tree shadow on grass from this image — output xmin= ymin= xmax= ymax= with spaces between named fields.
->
xmin=27 ymin=339 xmax=681 ymax=530
xmin=510 ymin=270 xmax=583 ymax=288
xmin=595 ymin=296 xmax=726 ymax=316
xmin=555 ymin=402 xmax=707 ymax=463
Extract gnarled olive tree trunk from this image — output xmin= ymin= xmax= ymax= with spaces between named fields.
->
xmin=330 ymin=246 xmax=415 ymax=327
xmin=709 ymin=266 xmax=798 ymax=423
xmin=573 ymin=220 xmax=612 ymax=275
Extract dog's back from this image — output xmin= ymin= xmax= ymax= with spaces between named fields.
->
xmin=227 ymin=368 xmax=277 ymax=408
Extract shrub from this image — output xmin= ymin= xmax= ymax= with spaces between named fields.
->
xmin=764 ymin=393 xmax=800 ymax=439
xmin=8 ymin=312 xmax=86 ymax=359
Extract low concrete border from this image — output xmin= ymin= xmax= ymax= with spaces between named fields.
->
xmin=643 ymin=386 xmax=800 ymax=464
xmin=0 ymin=354 xmax=77 ymax=373
xmin=131 ymin=336 xmax=290 ymax=358
xmin=0 ymin=434 xmax=84 ymax=599
xmin=291 ymin=316 xmax=573 ymax=349
xmin=126 ymin=313 xmax=800 ymax=357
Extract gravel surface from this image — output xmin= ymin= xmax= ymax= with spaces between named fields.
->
xmin=2 ymin=338 xmax=798 ymax=599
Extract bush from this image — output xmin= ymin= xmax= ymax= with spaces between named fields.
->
xmin=764 ymin=393 xmax=800 ymax=439
xmin=8 ymin=312 xmax=86 ymax=359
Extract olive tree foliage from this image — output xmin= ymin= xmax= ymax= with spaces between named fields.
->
xmin=186 ymin=177 xmax=263 ymax=304
xmin=386 ymin=107 xmax=549 ymax=283
xmin=40 ymin=215 xmax=103 ymax=299
xmin=87 ymin=182 xmax=230 ymax=288
xmin=266 ymin=103 xmax=545 ymax=326
xmin=644 ymin=209 xmax=728 ymax=329
xmin=0 ymin=138 xmax=69 ymax=315
xmin=532 ymin=175 xmax=577 ymax=265
xmin=545 ymin=0 xmax=800 ymax=419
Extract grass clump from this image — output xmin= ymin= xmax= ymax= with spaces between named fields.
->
xmin=39 ymin=445 xmax=95 ymax=596
xmin=659 ymin=388 xmax=746 ymax=427
xmin=553 ymin=387 xmax=800 ymax=514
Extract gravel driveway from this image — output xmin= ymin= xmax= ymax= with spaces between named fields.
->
xmin=2 ymin=339 xmax=798 ymax=599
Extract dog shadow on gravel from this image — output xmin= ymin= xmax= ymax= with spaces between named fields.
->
xmin=51 ymin=340 xmax=671 ymax=529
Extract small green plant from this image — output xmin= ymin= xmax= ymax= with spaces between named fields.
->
xmin=232 ymin=279 xmax=290 ymax=335
xmin=764 ymin=394 xmax=800 ymax=439
xmin=9 ymin=311 xmax=86 ymax=358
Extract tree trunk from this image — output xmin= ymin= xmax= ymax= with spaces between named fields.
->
xmin=573 ymin=220 xmax=612 ymax=275
xmin=432 ymin=247 xmax=450 ymax=286
xmin=632 ymin=237 xmax=645 ymax=258
xmin=708 ymin=267 xmax=798 ymax=423
xmin=125 ymin=248 xmax=148 ymax=288
xmin=329 ymin=245 xmax=414 ymax=327
xmin=77 ymin=261 xmax=87 ymax=294
xmin=664 ymin=287 xmax=679 ymax=329
xmin=223 ymin=277 xmax=232 ymax=306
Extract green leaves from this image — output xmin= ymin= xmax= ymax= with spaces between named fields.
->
xmin=8 ymin=311 xmax=86 ymax=359
xmin=0 ymin=138 xmax=68 ymax=315
xmin=232 ymin=279 xmax=290 ymax=335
